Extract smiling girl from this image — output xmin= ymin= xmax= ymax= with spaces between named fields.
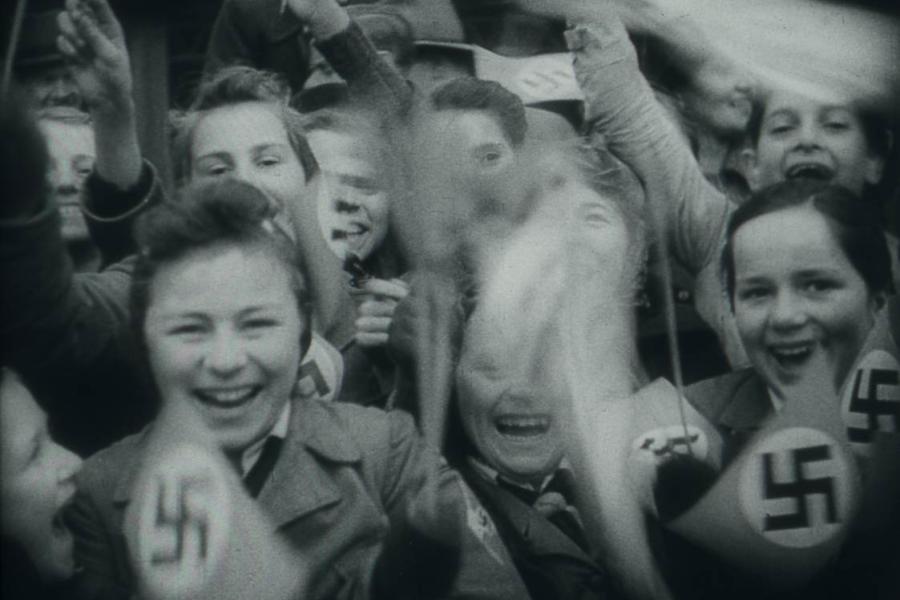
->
xmin=721 ymin=180 xmax=890 ymax=397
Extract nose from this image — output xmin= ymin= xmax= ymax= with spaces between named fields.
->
xmin=769 ymin=290 xmax=809 ymax=330
xmin=793 ymin=119 xmax=822 ymax=150
xmin=204 ymin=330 xmax=248 ymax=376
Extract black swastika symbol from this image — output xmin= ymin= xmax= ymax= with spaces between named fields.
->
xmin=847 ymin=368 xmax=900 ymax=443
xmin=640 ymin=433 xmax=699 ymax=455
xmin=151 ymin=476 xmax=209 ymax=565
xmin=298 ymin=361 xmax=330 ymax=397
xmin=762 ymin=445 xmax=838 ymax=532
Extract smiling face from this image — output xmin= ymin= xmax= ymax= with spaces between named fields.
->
xmin=456 ymin=308 xmax=566 ymax=486
xmin=143 ymin=244 xmax=304 ymax=454
xmin=732 ymin=206 xmax=879 ymax=392
xmin=752 ymin=89 xmax=883 ymax=195
xmin=38 ymin=119 xmax=95 ymax=243
xmin=1 ymin=370 xmax=82 ymax=582
xmin=307 ymin=129 xmax=389 ymax=261
xmin=190 ymin=102 xmax=309 ymax=240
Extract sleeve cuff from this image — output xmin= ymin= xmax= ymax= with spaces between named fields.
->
xmin=316 ymin=21 xmax=377 ymax=82
xmin=83 ymin=159 xmax=159 ymax=223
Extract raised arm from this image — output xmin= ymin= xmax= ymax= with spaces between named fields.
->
xmin=285 ymin=0 xmax=414 ymax=120
xmin=57 ymin=0 xmax=163 ymax=266
xmin=0 ymin=90 xmax=147 ymax=455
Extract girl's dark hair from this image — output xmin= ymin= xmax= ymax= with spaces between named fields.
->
xmin=430 ymin=77 xmax=527 ymax=148
xmin=722 ymin=179 xmax=893 ymax=304
xmin=130 ymin=178 xmax=313 ymax=377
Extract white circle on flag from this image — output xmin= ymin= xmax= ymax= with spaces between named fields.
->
xmin=840 ymin=350 xmax=900 ymax=454
xmin=739 ymin=427 xmax=853 ymax=548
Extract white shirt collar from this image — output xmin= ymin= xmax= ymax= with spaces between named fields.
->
xmin=468 ymin=455 xmax=570 ymax=494
xmin=239 ymin=401 xmax=291 ymax=476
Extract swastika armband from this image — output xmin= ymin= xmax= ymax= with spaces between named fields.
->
xmin=126 ymin=444 xmax=305 ymax=600
xmin=840 ymin=350 xmax=900 ymax=454
xmin=132 ymin=445 xmax=231 ymax=600
xmin=294 ymin=334 xmax=343 ymax=402
xmin=663 ymin=358 xmax=866 ymax=590
xmin=738 ymin=428 xmax=853 ymax=549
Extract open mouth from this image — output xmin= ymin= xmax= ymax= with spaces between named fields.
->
xmin=769 ymin=342 xmax=814 ymax=371
xmin=54 ymin=492 xmax=77 ymax=540
xmin=331 ymin=222 xmax=370 ymax=249
xmin=194 ymin=385 xmax=261 ymax=409
xmin=495 ymin=415 xmax=551 ymax=439
xmin=785 ymin=163 xmax=834 ymax=181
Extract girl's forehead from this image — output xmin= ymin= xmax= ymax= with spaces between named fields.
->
xmin=764 ymin=87 xmax=856 ymax=116
xmin=191 ymin=102 xmax=291 ymax=154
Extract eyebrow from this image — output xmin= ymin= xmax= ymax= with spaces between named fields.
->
xmin=194 ymin=151 xmax=233 ymax=163
xmin=472 ymin=142 xmax=506 ymax=153
xmin=157 ymin=305 xmax=285 ymax=319
xmin=251 ymin=143 xmax=291 ymax=157
xmin=763 ymin=109 xmax=797 ymax=121
xmin=336 ymin=173 xmax=377 ymax=188
xmin=734 ymin=274 xmax=771 ymax=285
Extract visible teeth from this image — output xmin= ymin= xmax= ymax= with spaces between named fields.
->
xmin=495 ymin=415 xmax=550 ymax=437
xmin=786 ymin=163 xmax=832 ymax=180
xmin=776 ymin=347 xmax=808 ymax=356
xmin=332 ymin=225 xmax=369 ymax=240
xmin=771 ymin=344 xmax=813 ymax=367
xmin=196 ymin=386 xmax=258 ymax=407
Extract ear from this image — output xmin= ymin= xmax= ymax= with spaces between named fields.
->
xmin=863 ymin=151 xmax=887 ymax=187
xmin=871 ymin=290 xmax=888 ymax=314
xmin=739 ymin=147 xmax=761 ymax=190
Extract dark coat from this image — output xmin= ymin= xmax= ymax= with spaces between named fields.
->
xmin=67 ymin=399 xmax=530 ymax=600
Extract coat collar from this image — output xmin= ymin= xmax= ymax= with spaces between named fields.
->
xmin=464 ymin=465 xmax=596 ymax=564
xmin=113 ymin=398 xmax=362 ymax=528
xmin=716 ymin=372 xmax=773 ymax=433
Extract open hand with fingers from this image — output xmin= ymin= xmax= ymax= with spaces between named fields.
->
xmin=56 ymin=0 xmax=132 ymax=114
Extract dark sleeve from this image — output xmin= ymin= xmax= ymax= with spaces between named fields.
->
xmin=0 ymin=198 xmax=142 ymax=451
xmin=83 ymin=159 xmax=165 ymax=268
xmin=66 ymin=489 xmax=133 ymax=600
xmin=0 ymin=199 xmax=132 ymax=369
xmin=370 ymin=411 xmax=461 ymax=600
xmin=316 ymin=21 xmax=415 ymax=121
xmin=204 ymin=0 xmax=260 ymax=77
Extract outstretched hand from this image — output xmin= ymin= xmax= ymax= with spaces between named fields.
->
xmin=56 ymin=0 xmax=132 ymax=114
